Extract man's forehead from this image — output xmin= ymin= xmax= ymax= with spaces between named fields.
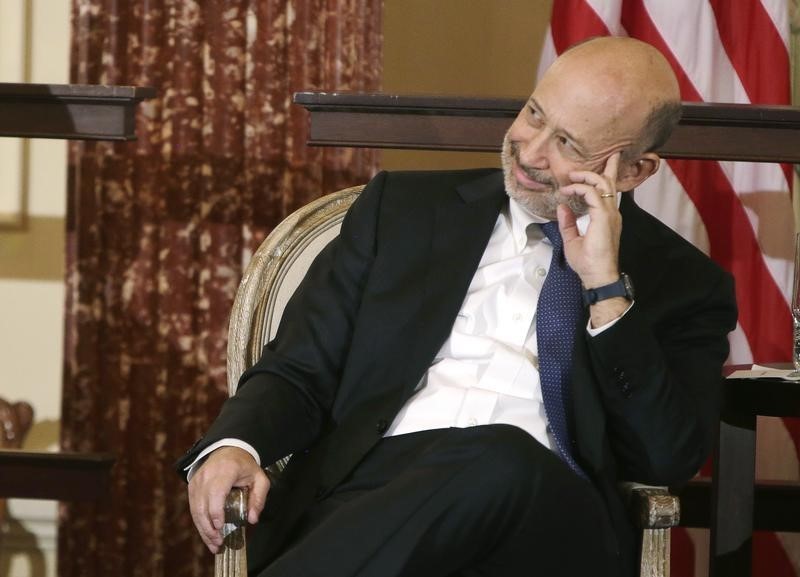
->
xmin=526 ymin=85 xmax=642 ymax=160
xmin=540 ymin=41 xmax=674 ymax=119
xmin=527 ymin=97 xmax=587 ymax=146
xmin=532 ymin=67 xmax=645 ymax=129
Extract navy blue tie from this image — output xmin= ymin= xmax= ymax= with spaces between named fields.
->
xmin=536 ymin=221 xmax=585 ymax=476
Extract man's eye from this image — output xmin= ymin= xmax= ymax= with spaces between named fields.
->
xmin=558 ymin=137 xmax=584 ymax=158
xmin=527 ymin=107 xmax=544 ymax=126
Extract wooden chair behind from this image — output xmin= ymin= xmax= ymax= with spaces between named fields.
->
xmin=0 ymin=397 xmax=34 ymax=530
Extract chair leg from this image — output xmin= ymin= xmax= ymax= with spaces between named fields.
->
xmin=215 ymin=488 xmax=248 ymax=577
xmin=641 ymin=527 xmax=670 ymax=577
xmin=215 ymin=528 xmax=247 ymax=577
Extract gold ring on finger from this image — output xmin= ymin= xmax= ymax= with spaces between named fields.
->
xmin=600 ymin=192 xmax=615 ymax=198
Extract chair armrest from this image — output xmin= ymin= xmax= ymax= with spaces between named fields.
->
xmin=216 ymin=488 xmax=249 ymax=577
xmin=621 ymin=484 xmax=679 ymax=577
xmin=224 ymin=487 xmax=249 ymax=526
xmin=620 ymin=483 xmax=680 ymax=529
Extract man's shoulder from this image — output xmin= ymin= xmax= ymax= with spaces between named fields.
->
xmin=368 ymin=168 xmax=502 ymax=198
xmin=620 ymin=194 xmax=732 ymax=286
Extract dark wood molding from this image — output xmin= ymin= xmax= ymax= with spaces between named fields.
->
xmin=0 ymin=82 xmax=157 ymax=141
xmin=0 ymin=449 xmax=115 ymax=501
xmin=293 ymin=92 xmax=800 ymax=163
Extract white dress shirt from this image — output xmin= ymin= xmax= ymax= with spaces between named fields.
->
xmin=385 ymin=199 xmax=557 ymax=447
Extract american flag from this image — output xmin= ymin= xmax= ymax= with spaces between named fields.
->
xmin=539 ymin=1 xmax=796 ymax=575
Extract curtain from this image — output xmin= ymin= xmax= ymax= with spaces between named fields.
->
xmin=59 ymin=2 xmax=382 ymax=576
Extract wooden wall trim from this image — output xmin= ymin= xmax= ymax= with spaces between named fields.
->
xmin=294 ymin=92 xmax=800 ymax=163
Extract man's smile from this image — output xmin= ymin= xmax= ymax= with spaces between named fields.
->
xmin=512 ymin=162 xmax=551 ymax=192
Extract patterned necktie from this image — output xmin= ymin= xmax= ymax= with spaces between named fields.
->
xmin=536 ymin=221 xmax=585 ymax=476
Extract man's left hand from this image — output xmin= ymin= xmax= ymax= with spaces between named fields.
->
xmin=557 ymin=152 xmax=630 ymax=327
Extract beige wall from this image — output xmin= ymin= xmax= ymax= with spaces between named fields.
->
xmin=0 ymin=2 xmax=70 ymax=577
xmin=381 ymin=0 xmax=553 ymax=171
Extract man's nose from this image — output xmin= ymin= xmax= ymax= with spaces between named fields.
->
xmin=518 ymin=130 xmax=550 ymax=170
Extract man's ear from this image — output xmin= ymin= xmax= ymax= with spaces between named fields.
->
xmin=616 ymin=152 xmax=660 ymax=192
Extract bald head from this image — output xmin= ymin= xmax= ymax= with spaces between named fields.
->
xmin=546 ymin=37 xmax=681 ymax=158
xmin=556 ymin=37 xmax=679 ymax=100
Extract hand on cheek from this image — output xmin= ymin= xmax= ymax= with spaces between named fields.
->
xmin=556 ymin=152 xmax=623 ymax=290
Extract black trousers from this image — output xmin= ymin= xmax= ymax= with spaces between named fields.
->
xmin=260 ymin=424 xmax=621 ymax=577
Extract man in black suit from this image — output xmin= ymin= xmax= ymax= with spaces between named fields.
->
xmin=179 ymin=37 xmax=737 ymax=576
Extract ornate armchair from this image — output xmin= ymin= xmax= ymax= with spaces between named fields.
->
xmin=214 ymin=186 xmax=680 ymax=577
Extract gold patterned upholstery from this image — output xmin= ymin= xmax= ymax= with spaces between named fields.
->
xmin=217 ymin=185 xmax=679 ymax=577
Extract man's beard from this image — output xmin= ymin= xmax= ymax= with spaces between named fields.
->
xmin=501 ymin=133 xmax=589 ymax=220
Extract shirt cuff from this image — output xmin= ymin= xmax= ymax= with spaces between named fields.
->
xmin=586 ymin=301 xmax=634 ymax=336
xmin=184 ymin=438 xmax=261 ymax=481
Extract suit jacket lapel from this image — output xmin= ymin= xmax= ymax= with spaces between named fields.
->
xmin=400 ymin=171 xmax=508 ymax=397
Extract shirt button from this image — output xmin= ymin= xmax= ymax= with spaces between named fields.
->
xmin=468 ymin=418 xmax=478 ymax=427
xmin=512 ymin=312 xmax=522 ymax=321
xmin=537 ymin=268 xmax=547 ymax=277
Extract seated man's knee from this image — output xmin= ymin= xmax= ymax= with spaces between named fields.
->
xmin=466 ymin=424 xmax=566 ymax=495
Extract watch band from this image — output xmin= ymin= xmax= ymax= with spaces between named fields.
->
xmin=582 ymin=273 xmax=634 ymax=306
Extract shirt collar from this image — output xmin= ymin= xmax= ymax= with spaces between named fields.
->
xmin=508 ymin=197 xmax=547 ymax=252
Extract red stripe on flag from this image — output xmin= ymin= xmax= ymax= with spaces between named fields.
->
xmin=753 ymin=532 xmax=798 ymax=577
xmin=620 ymin=1 xmax=701 ymax=102
xmin=669 ymin=158 xmax=792 ymax=362
xmin=550 ymin=0 xmax=609 ymax=54
xmin=670 ymin=527 xmax=695 ymax=577
xmin=707 ymin=0 xmax=794 ymax=187
xmin=620 ymin=0 xmax=792 ymax=362
xmin=708 ymin=0 xmax=790 ymax=105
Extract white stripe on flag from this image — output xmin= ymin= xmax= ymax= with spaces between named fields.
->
xmin=728 ymin=322 xmax=755 ymax=365
xmin=760 ymin=0 xmax=792 ymax=47
xmin=641 ymin=0 xmax=750 ymax=103
xmin=536 ymin=29 xmax=557 ymax=83
xmin=634 ymin=163 xmax=710 ymax=254
xmin=718 ymin=160 xmax=794 ymax=305
xmin=583 ymin=0 xmax=625 ymax=35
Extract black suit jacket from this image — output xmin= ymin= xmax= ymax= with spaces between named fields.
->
xmin=178 ymin=169 xmax=737 ymax=575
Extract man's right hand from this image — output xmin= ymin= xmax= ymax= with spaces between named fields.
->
xmin=188 ymin=446 xmax=270 ymax=554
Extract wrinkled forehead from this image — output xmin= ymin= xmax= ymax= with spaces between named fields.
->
xmin=531 ymin=64 xmax=649 ymax=146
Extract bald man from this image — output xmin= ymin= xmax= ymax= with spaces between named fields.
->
xmin=179 ymin=37 xmax=737 ymax=577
